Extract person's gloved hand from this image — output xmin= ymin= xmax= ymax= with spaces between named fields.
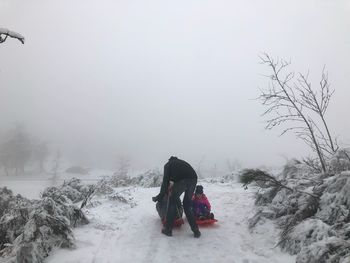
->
xmin=152 ymin=195 xmax=159 ymax=202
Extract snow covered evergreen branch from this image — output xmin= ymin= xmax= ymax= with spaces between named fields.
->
xmin=240 ymin=169 xmax=319 ymax=198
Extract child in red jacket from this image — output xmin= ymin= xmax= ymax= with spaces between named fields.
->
xmin=192 ymin=185 xmax=214 ymax=220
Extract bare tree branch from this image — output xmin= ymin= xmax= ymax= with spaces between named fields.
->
xmin=0 ymin=28 xmax=25 ymax=44
xmin=257 ymin=53 xmax=339 ymax=172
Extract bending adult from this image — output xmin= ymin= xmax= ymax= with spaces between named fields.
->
xmin=153 ymin=156 xmax=201 ymax=238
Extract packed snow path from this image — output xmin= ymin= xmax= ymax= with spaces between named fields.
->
xmin=47 ymin=182 xmax=295 ymax=263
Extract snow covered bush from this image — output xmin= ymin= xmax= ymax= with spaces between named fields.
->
xmin=42 ymin=186 xmax=80 ymax=204
xmin=255 ymin=186 xmax=281 ymax=206
xmin=242 ymin=161 xmax=350 ymax=263
xmin=329 ymin=149 xmax=350 ymax=173
xmin=7 ymin=199 xmax=76 ymax=263
xmin=94 ymin=179 xmax=114 ymax=195
xmin=281 ymin=159 xmax=304 ymax=180
xmin=316 ymin=172 xmax=350 ymax=225
xmin=296 ymin=237 xmax=350 ymax=263
xmin=280 ymin=219 xmax=335 ymax=254
xmin=107 ymin=169 xmax=162 ymax=188
xmin=0 ymin=178 xmax=91 ymax=262
xmin=0 ymin=188 xmax=34 ymax=248
xmin=270 ymin=189 xmax=299 ymax=218
xmin=108 ymin=189 xmax=136 ymax=207
xmin=42 ymin=177 xmax=93 ymax=204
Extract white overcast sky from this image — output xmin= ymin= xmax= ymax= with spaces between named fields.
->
xmin=1 ymin=0 xmax=349 ymax=171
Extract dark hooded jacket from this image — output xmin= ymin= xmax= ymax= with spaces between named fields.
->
xmin=158 ymin=156 xmax=197 ymax=199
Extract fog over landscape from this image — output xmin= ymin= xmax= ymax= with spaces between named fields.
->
xmin=2 ymin=2 xmax=350 ymax=263
xmin=1 ymin=0 xmax=350 ymax=171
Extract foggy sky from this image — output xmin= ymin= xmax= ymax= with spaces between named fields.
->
xmin=1 ymin=0 xmax=350 ymax=172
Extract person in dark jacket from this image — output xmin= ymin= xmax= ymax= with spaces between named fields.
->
xmin=152 ymin=156 xmax=201 ymax=238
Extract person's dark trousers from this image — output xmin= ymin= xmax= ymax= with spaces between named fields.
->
xmin=165 ymin=178 xmax=198 ymax=232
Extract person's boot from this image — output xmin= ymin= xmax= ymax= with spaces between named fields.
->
xmin=161 ymin=228 xmax=172 ymax=237
xmin=193 ymin=228 xmax=201 ymax=238
xmin=210 ymin=213 xmax=214 ymax=220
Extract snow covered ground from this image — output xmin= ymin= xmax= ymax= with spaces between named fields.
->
xmin=43 ymin=181 xmax=295 ymax=263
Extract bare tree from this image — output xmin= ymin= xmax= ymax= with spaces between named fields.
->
xmin=258 ymin=53 xmax=338 ymax=172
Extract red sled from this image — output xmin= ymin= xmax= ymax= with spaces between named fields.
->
xmin=162 ymin=218 xmax=185 ymax=227
xmin=196 ymin=218 xmax=218 ymax=226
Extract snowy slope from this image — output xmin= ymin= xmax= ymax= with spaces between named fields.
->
xmin=46 ymin=182 xmax=295 ymax=263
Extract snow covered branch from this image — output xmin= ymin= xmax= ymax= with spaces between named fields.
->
xmin=0 ymin=28 xmax=25 ymax=44
xmin=240 ymin=169 xmax=292 ymax=191
xmin=240 ymin=169 xmax=320 ymax=198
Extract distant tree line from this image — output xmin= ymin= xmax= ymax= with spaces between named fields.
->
xmin=0 ymin=125 xmax=49 ymax=175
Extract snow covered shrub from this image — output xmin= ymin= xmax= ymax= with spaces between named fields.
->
xmin=107 ymin=169 xmax=162 ymax=188
xmin=0 ymin=189 xmax=34 ymax=249
xmin=41 ymin=186 xmax=73 ymax=205
xmin=0 ymin=202 xmax=32 ymax=244
xmin=63 ymin=177 xmax=93 ymax=198
xmin=255 ymin=186 xmax=281 ymax=206
xmin=270 ymin=189 xmax=299 ymax=218
xmin=48 ymin=185 xmax=82 ymax=203
xmin=243 ymin=159 xmax=350 ymax=263
xmin=41 ymin=181 xmax=90 ymax=227
xmin=42 ymin=178 xmax=93 ymax=204
xmin=242 ymin=155 xmax=350 ymax=262
xmin=281 ymin=159 xmax=304 ymax=179
xmin=276 ymin=173 xmax=350 ymax=262
xmin=108 ymin=189 xmax=136 ymax=207
xmin=240 ymin=168 xmax=317 ymax=216
xmin=280 ymin=219 xmax=334 ymax=254
xmin=133 ymin=169 xmax=163 ymax=187
xmin=316 ymin=173 xmax=350 ymax=225
xmin=94 ymin=179 xmax=114 ymax=195
xmin=329 ymin=149 xmax=350 ymax=173
xmin=9 ymin=202 xmax=76 ymax=263
xmin=0 ymin=179 xmax=91 ymax=262
xmin=0 ymin=187 xmax=17 ymax=216
xmin=331 ymin=223 xmax=350 ymax=241
xmin=296 ymin=237 xmax=350 ymax=263
xmin=248 ymin=209 xmax=275 ymax=229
